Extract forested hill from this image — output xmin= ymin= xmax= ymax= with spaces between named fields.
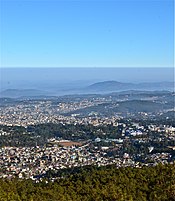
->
xmin=0 ymin=164 xmax=174 ymax=201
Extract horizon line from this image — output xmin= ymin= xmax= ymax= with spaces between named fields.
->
xmin=0 ymin=66 xmax=174 ymax=69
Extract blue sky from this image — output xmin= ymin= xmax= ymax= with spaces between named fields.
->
xmin=0 ymin=0 xmax=174 ymax=68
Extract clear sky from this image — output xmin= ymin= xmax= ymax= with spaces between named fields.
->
xmin=0 ymin=0 xmax=174 ymax=68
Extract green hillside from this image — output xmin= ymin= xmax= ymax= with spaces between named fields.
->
xmin=0 ymin=164 xmax=174 ymax=201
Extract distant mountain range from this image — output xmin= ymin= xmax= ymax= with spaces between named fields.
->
xmin=0 ymin=89 xmax=51 ymax=98
xmin=87 ymin=81 xmax=131 ymax=91
xmin=86 ymin=81 xmax=174 ymax=92
xmin=0 ymin=81 xmax=174 ymax=98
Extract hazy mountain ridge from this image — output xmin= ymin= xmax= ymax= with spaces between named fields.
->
xmin=0 ymin=81 xmax=174 ymax=98
xmin=87 ymin=81 xmax=174 ymax=92
xmin=0 ymin=89 xmax=53 ymax=98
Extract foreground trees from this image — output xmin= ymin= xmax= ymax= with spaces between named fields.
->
xmin=0 ymin=163 xmax=174 ymax=201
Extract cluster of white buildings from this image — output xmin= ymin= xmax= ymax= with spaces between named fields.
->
xmin=0 ymin=99 xmax=121 ymax=127
xmin=0 ymin=143 xmax=137 ymax=180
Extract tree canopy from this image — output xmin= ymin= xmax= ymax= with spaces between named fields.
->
xmin=0 ymin=164 xmax=174 ymax=201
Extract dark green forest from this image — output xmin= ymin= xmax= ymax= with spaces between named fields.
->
xmin=0 ymin=164 xmax=174 ymax=201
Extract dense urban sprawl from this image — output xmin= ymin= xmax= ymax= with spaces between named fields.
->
xmin=0 ymin=95 xmax=174 ymax=180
